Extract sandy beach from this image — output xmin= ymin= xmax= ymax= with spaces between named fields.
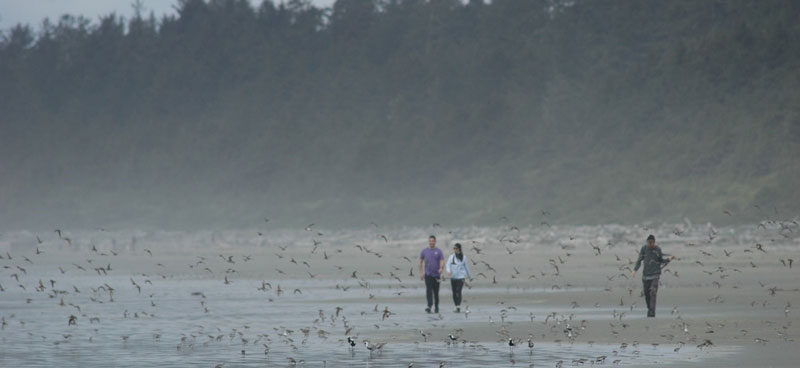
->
xmin=1 ymin=222 xmax=797 ymax=367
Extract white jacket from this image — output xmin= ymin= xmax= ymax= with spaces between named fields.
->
xmin=445 ymin=254 xmax=471 ymax=280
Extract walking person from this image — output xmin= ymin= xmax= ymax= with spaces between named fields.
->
xmin=419 ymin=235 xmax=444 ymax=313
xmin=632 ymin=234 xmax=675 ymax=317
xmin=445 ymin=243 xmax=471 ymax=313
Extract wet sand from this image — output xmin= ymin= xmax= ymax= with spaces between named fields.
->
xmin=1 ymin=223 xmax=797 ymax=366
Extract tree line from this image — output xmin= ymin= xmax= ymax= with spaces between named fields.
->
xmin=1 ymin=0 xmax=798 ymax=230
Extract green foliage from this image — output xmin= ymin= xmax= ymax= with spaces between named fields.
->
xmin=1 ymin=0 xmax=798 ymax=230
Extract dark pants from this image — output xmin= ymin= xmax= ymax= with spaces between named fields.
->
xmin=424 ymin=275 xmax=440 ymax=308
xmin=451 ymin=279 xmax=464 ymax=306
xmin=643 ymin=277 xmax=659 ymax=316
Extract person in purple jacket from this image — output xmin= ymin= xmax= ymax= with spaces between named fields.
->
xmin=419 ymin=235 xmax=445 ymax=313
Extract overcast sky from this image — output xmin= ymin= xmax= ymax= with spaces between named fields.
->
xmin=0 ymin=0 xmax=336 ymax=31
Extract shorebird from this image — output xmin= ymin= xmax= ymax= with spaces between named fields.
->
xmin=419 ymin=330 xmax=429 ymax=342
xmin=382 ymin=307 xmax=393 ymax=320
xmin=364 ymin=341 xmax=385 ymax=353
xmin=696 ymin=339 xmax=713 ymax=349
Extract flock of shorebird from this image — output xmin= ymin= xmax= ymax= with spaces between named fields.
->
xmin=0 ymin=210 xmax=798 ymax=367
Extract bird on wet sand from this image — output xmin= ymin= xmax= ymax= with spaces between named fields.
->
xmin=508 ymin=338 xmax=517 ymax=353
xmin=364 ymin=340 xmax=385 ymax=354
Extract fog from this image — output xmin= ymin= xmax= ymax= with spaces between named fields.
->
xmin=2 ymin=0 xmax=799 ymax=232
xmin=1 ymin=3 xmax=800 ymax=366
xmin=0 ymin=0 xmax=337 ymax=30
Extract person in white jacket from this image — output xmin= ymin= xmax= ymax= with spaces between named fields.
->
xmin=445 ymin=243 xmax=471 ymax=313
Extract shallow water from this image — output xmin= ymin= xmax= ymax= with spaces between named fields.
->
xmin=3 ymin=223 xmax=794 ymax=367
xmin=1 ymin=276 xmax=739 ymax=367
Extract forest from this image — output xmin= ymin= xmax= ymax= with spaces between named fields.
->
xmin=1 ymin=0 xmax=798 ymax=230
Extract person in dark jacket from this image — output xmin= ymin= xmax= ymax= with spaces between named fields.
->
xmin=632 ymin=235 xmax=675 ymax=317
